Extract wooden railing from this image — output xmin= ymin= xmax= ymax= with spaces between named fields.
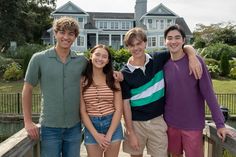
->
xmin=0 ymin=122 xmax=236 ymax=157
xmin=203 ymin=121 xmax=236 ymax=157
xmin=0 ymin=125 xmax=40 ymax=157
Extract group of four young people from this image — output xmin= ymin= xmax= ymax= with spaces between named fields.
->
xmin=22 ymin=16 xmax=232 ymax=157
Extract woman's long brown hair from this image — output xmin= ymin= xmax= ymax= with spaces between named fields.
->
xmin=82 ymin=44 xmax=119 ymax=92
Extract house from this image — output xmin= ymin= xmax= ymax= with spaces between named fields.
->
xmin=44 ymin=0 xmax=192 ymax=51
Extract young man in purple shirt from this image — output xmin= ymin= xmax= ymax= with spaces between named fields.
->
xmin=163 ymin=24 xmax=232 ymax=157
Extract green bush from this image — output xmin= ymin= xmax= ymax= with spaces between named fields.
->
xmin=204 ymin=58 xmax=219 ymax=66
xmin=199 ymin=43 xmax=236 ymax=60
xmin=3 ymin=62 xmax=24 ymax=81
xmin=81 ymin=47 xmax=131 ymax=70
xmin=229 ymin=67 xmax=236 ymax=79
xmin=112 ymin=48 xmax=131 ymax=70
xmin=229 ymin=59 xmax=236 ymax=68
xmin=5 ymin=44 xmax=48 ymax=75
xmin=206 ymin=64 xmax=220 ymax=78
xmin=204 ymin=58 xmax=220 ymax=78
xmin=0 ymin=55 xmax=14 ymax=77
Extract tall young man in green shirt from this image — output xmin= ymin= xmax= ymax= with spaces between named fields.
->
xmin=22 ymin=16 xmax=87 ymax=157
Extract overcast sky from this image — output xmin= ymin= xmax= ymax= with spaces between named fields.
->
xmin=56 ymin=0 xmax=236 ymax=31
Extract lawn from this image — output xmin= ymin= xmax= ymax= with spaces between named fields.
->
xmin=0 ymin=78 xmax=236 ymax=93
xmin=0 ymin=79 xmax=40 ymax=93
xmin=212 ymin=79 xmax=236 ymax=93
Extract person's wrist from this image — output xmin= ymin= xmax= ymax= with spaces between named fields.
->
xmin=126 ymin=129 xmax=135 ymax=135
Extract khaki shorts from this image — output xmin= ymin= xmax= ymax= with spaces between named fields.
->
xmin=123 ymin=115 xmax=168 ymax=157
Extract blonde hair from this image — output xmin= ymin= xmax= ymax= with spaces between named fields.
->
xmin=53 ymin=16 xmax=79 ymax=37
xmin=124 ymin=27 xmax=147 ymax=47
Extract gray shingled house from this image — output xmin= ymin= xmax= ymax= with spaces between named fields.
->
xmin=42 ymin=0 xmax=192 ymax=51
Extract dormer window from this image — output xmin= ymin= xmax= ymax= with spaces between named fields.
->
xmin=148 ymin=19 xmax=153 ymax=29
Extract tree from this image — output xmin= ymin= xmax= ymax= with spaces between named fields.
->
xmin=0 ymin=0 xmax=56 ymax=52
xmin=193 ymin=22 xmax=236 ymax=49
xmin=0 ymin=0 xmax=26 ymax=52
xmin=213 ymin=24 xmax=236 ymax=46
xmin=220 ymin=51 xmax=230 ymax=77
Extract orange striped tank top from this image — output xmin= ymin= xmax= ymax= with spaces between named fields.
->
xmin=82 ymin=84 xmax=115 ymax=116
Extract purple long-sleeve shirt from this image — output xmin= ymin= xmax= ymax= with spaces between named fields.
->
xmin=164 ymin=55 xmax=225 ymax=130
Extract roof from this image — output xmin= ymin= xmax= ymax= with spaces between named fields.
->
xmin=176 ymin=18 xmax=192 ymax=35
xmin=88 ymin=12 xmax=134 ymax=19
xmin=51 ymin=1 xmax=89 ymax=16
xmin=85 ymin=12 xmax=134 ymax=29
xmin=141 ymin=3 xmax=179 ymax=20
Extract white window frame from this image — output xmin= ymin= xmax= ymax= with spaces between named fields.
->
xmin=159 ymin=36 xmax=164 ymax=47
xmin=160 ymin=19 xmax=164 ymax=30
xmin=148 ymin=19 xmax=153 ymax=29
xmin=77 ymin=35 xmax=85 ymax=46
xmin=78 ymin=17 xmax=84 ymax=29
xmin=167 ymin=19 xmax=173 ymax=28
xmin=147 ymin=36 xmax=157 ymax=47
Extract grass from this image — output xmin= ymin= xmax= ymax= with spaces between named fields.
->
xmin=0 ymin=79 xmax=40 ymax=93
xmin=1 ymin=78 xmax=236 ymax=93
xmin=212 ymin=79 xmax=236 ymax=93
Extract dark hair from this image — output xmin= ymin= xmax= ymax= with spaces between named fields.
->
xmin=164 ymin=24 xmax=186 ymax=40
xmin=124 ymin=27 xmax=147 ymax=47
xmin=82 ymin=44 xmax=119 ymax=92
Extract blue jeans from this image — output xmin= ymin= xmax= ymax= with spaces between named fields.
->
xmin=40 ymin=122 xmax=82 ymax=157
xmin=84 ymin=113 xmax=123 ymax=145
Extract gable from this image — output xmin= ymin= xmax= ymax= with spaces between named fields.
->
xmin=51 ymin=1 xmax=88 ymax=15
xmin=141 ymin=3 xmax=178 ymax=18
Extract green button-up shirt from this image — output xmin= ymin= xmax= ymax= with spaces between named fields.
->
xmin=24 ymin=47 xmax=87 ymax=128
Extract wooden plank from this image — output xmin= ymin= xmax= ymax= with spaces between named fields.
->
xmin=205 ymin=122 xmax=236 ymax=155
xmin=0 ymin=125 xmax=40 ymax=157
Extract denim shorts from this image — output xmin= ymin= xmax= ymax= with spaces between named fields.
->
xmin=84 ymin=113 xmax=123 ymax=145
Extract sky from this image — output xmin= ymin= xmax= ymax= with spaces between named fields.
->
xmin=56 ymin=0 xmax=236 ymax=31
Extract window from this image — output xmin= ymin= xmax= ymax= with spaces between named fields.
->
xmin=159 ymin=36 xmax=164 ymax=47
xmin=126 ymin=22 xmax=131 ymax=29
xmin=104 ymin=22 xmax=108 ymax=29
xmin=77 ymin=36 xmax=84 ymax=46
xmin=148 ymin=19 xmax=153 ymax=29
xmin=167 ymin=19 xmax=173 ymax=27
xmin=111 ymin=21 xmax=115 ymax=29
xmin=147 ymin=36 xmax=156 ymax=47
xmin=121 ymin=21 xmax=131 ymax=30
xmin=156 ymin=20 xmax=159 ymax=30
xmin=121 ymin=22 xmax=126 ymax=30
xmin=160 ymin=20 xmax=164 ymax=30
xmin=78 ymin=17 xmax=84 ymax=28
xmin=99 ymin=21 xmax=108 ymax=29
xmin=114 ymin=21 xmax=119 ymax=29
xmin=98 ymin=35 xmax=109 ymax=45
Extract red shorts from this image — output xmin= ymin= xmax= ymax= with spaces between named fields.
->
xmin=167 ymin=126 xmax=203 ymax=157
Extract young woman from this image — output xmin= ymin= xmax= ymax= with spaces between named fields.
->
xmin=80 ymin=44 xmax=123 ymax=157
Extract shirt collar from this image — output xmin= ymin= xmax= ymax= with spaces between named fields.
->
xmin=127 ymin=53 xmax=151 ymax=73
xmin=47 ymin=47 xmax=78 ymax=58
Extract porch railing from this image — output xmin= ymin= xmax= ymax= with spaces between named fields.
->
xmin=0 ymin=124 xmax=40 ymax=157
xmin=0 ymin=122 xmax=236 ymax=157
xmin=1 ymin=93 xmax=235 ymax=115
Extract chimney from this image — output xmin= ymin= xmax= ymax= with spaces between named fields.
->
xmin=135 ymin=0 xmax=147 ymax=26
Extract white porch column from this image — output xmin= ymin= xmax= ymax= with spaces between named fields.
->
xmin=120 ymin=34 xmax=123 ymax=46
xmin=109 ymin=34 xmax=112 ymax=46
xmin=96 ymin=32 xmax=98 ymax=45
